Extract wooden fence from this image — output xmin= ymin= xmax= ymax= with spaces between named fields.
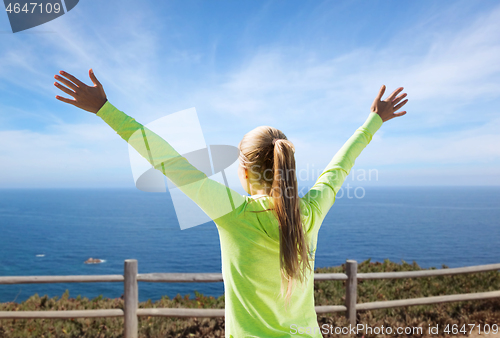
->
xmin=1 ymin=259 xmax=500 ymax=338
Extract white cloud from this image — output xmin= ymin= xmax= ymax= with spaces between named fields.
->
xmin=197 ymin=2 xmax=500 ymax=125
xmin=0 ymin=1 xmax=499 ymax=187
xmin=190 ymin=2 xmax=500 ymax=187
xmin=0 ymin=124 xmax=132 ymax=188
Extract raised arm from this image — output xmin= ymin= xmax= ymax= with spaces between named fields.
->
xmin=53 ymin=69 xmax=246 ymax=224
xmin=95 ymin=102 xmax=246 ymax=221
xmin=301 ymin=85 xmax=408 ymax=231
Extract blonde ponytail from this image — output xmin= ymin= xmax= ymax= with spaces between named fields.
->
xmin=238 ymin=127 xmax=312 ymax=310
xmin=271 ymin=139 xmax=311 ymax=309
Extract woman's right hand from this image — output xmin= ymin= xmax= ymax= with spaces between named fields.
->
xmin=370 ymin=85 xmax=408 ymax=122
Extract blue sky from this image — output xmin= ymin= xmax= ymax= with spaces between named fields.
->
xmin=0 ymin=0 xmax=499 ymax=190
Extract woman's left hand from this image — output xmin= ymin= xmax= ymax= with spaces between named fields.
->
xmin=54 ymin=69 xmax=107 ymax=114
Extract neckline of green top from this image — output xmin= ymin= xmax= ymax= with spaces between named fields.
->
xmin=250 ymin=194 xmax=269 ymax=198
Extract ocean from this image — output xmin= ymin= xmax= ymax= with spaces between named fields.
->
xmin=0 ymin=186 xmax=499 ymax=303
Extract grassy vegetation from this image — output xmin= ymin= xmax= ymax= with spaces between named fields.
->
xmin=1 ymin=259 xmax=499 ymax=337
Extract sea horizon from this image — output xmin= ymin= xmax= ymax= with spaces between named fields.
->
xmin=1 ymin=186 xmax=499 ymax=303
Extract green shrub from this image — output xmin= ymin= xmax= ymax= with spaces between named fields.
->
xmin=0 ymin=259 xmax=499 ymax=337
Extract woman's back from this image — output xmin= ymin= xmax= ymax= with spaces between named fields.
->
xmin=52 ymin=71 xmax=407 ymax=338
xmin=95 ymin=100 xmax=384 ymax=338
xmin=216 ymin=194 xmax=321 ymax=338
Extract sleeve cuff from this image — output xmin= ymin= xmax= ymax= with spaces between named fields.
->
xmin=361 ymin=112 xmax=383 ymax=135
xmin=96 ymin=100 xmax=114 ymax=119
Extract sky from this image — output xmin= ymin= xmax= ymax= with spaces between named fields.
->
xmin=0 ymin=0 xmax=499 ymax=191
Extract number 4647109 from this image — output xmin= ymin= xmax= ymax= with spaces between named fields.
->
xmin=444 ymin=324 xmax=499 ymax=335
xmin=5 ymin=2 xmax=62 ymax=14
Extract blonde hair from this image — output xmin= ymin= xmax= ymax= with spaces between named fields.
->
xmin=238 ymin=126 xmax=312 ymax=309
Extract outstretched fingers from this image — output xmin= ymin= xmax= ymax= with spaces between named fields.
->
xmin=392 ymin=92 xmax=407 ymax=105
xmin=55 ymin=95 xmax=77 ymax=106
xmin=386 ymin=87 xmax=404 ymax=102
xmin=89 ymin=69 xmax=102 ymax=88
xmin=54 ymin=81 xmax=76 ymax=97
xmin=54 ymin=74 xmax=78 ymax=91
xmin=393 ymin=98 xmax=408 ymax=111
xmin=53 ymin=69 xmax=107 ymax=113
xmin=58 ymin=70 xmax=86 ymax=88
xmin=376 ymin=85 xmax=386 ymax=101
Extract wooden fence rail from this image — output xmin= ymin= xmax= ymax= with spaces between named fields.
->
xmin=1 ymin=259 xmax=499 ymax=338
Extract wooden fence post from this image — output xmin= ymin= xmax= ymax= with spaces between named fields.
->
xmin=124 ymin=259 xmax=138 ymax=338
xmin=345 ymin=259 xmax=357 ymax=327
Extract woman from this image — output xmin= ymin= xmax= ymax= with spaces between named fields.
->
xmin=54 ymin=69 xmax=408 ymax=337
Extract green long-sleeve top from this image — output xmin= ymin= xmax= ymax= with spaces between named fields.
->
xmin=96 ymin=101 xmax=383 ymax=338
